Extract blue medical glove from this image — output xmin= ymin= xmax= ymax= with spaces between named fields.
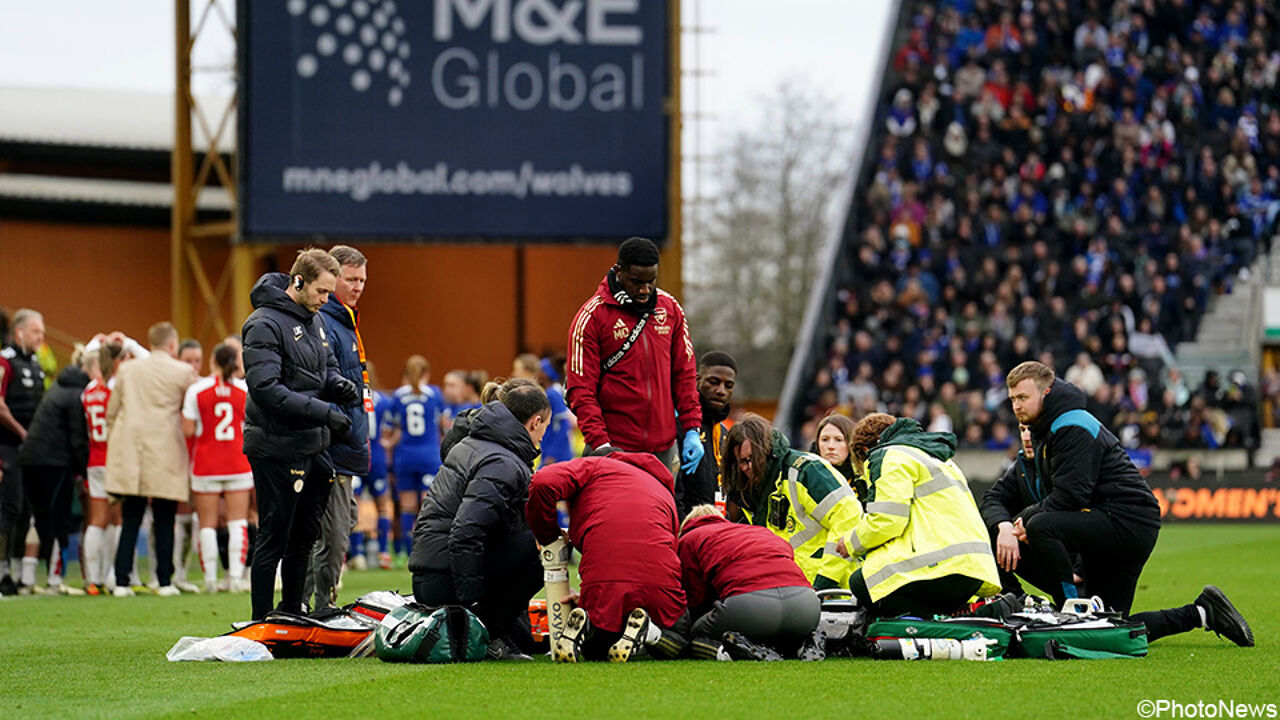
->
xmin=681 ymin=429 xmax=704 ymax=474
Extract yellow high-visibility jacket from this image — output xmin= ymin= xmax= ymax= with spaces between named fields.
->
xmin=846 ymin=427 xmax=1001 ymax=603
xmin=737 ymin=431 xmax=860 ymax=589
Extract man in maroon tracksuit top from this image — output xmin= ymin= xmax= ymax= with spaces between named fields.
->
xmin=527 ymin=450 xmax=689 ymax=662
xmin=678 ymin=507 xmax=823 ymax=660
xmin=565 ymin=237 xmax=702 ymax=479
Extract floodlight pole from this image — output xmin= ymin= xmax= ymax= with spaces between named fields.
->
xmin=172 ymin=0 xmax=195 ymax=337
xmin=664 ymin=0 xmax=684 ymax=301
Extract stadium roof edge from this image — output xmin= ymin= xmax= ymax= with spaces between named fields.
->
xmin=0 ymin=173 xmax=232 ymax=211
xmin=0 ymin=86 xmax=236 ymax=153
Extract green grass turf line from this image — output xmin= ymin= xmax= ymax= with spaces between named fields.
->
xmin=0 ymin=524 xmax=1276 ymax=719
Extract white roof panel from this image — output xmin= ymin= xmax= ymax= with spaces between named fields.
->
xmin=0 ymin=173 xmax=233 ymax=211
xmin=0 ymin=86 xmax=236 ymax=152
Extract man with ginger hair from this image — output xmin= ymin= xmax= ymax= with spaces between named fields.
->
xmin=981 ymin=361 xmax=1253 ymax=646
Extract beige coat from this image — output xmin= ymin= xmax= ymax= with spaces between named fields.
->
xmin=105 ymin=350 xmax=197 ymax=502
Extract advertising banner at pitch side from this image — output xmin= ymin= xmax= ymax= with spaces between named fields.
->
xmin=240 ymin=0 xmax=668 ymax=239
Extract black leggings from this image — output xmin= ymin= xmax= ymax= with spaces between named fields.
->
xmin=22 ymin=465 xmax=75 ymax=571
xmin=850 ymin=571 xmax=982 ymax=617
xmin=115 ymin=496 xmax=177 ymax=588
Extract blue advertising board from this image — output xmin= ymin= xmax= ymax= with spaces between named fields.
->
xmin=239 ymin=0 xmax=669 ymax=240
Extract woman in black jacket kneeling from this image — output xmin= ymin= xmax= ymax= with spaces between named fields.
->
xmin=408 ymin=377 xmax=550 ymax=660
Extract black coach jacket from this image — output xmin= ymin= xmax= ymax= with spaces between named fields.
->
xmin=241 ymin=273 xmax=347 ymax=463
xmin=17 ymin=365 xmax=89 ymax=473
xmin=981 ymin=379 xmax=1160 ymax=530
xmin=408 ymin=402 xmax=540 ymax=605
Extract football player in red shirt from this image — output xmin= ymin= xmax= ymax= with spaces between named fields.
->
xmin=181 ymin=343 xmax=253 ymax=593
xmin=80 ymin=339 xmax=129 ymax=595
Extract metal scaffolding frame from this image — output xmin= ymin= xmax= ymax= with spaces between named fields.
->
xmin=172 ymin=0 xmax=262 ymax=345
xmin=173 ymin=1 xmax=684 ymax=335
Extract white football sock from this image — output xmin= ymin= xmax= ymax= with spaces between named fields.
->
xmin=199 ymin=527 xmax=219 ymax=586
xmin=104 ymin=524 xmax=121 ymax=589
xmin=1197 ymin=605 xmax=1208 ymax=628
xmin=20 ymin=556 xmax=37 ymax=586
xmin=48 ymin=539 xmax=63 ymax=586
xmin=173 ymin=514 xmax=191 ymax=582
xmin=228 ymin=519 xmax=249 ymax=581
xmin=83 ymin=526 xmax=105 ymax=586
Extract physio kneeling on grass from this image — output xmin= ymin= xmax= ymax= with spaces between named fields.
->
xmin=835 ymin=413 xmax=1002 ymax=617
xmin=979 ymin=361 xmax=1253 ymax=647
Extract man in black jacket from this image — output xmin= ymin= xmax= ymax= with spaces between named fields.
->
xmin=408 ymin=378 xmax=550 ymax=660
xmin=242 ymin=249 xmax=360 ymax=620
xmin=983 ymin=361 xmax=1253 ymax=646
xmin=0 ymin=308 xmax=45 ymax=595
xmin=17 ymin=353 xmax=89 ymax=594
xmin=304 ymin=245 xmax=371 ymax=610
xmin=674 ymin=351 xmax=736 ymax=520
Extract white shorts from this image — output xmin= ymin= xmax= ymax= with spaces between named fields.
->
xmin=86 ymin=466 xmax=108 ymax=500
xmin=191 ymin=472 xmax=254 ymax=495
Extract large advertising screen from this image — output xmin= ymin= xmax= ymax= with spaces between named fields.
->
xmin=240 ymin=0 xmax=669 ymax=240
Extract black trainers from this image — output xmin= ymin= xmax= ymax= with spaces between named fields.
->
xmin=796 ymin=629 xmax=826 ymax=661
xmin=487 ymin=636 xmax=533 ymax=661
xmin=608 ymin=608 xmax=652 ymax=663
xmin=721 ymin=631 xmax=783 ymax=662
xmin=972 ymin=593 xmax=1023 ymax=620
xmin=555 ymin=607 xmax=590 ymax=663
xmin=0 ymin=574 xmax=15 ymax=597
xmin=1196 ymin=585 xmax=1254 ymax=647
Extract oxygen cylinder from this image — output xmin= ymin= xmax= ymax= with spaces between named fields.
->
xmin=874 ymin=637 xmax=992 ymax=661
xmin=540 ymin=502 xmax=574 ymax=650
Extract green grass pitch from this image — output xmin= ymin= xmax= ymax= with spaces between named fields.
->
xmin=2 ymin=524 xmax=1277 ymax=719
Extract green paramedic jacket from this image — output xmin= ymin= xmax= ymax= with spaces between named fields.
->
xmin=846 ymin=419 xmax=1001 ymax=603
xmin=737 ymin=429 xmax=860 ymax=589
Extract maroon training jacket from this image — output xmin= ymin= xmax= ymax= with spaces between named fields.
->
xmin=565 ymin=276 xmax=700 ymax=454
xmin=676 ymin=514 xmax=811 ymax=613
xmin=527 ymin=452 xmax=686 ymax=633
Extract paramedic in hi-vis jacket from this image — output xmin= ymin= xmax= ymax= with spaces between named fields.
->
xmin=720 ymin=414 xmax=860 ymax=591
xmin=835 ymin=413 xmax=1001 ymax=617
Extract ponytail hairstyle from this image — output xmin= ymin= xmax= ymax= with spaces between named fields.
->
xmin=482 ymin=377 xmax=550 ymax=423
xmin=98 ymin=340 xmax=126 ymax=382
xmin=404 ymin=355 xmax=429 ymax=389
xmin=212 ymin=342 xmax=239 ymax=382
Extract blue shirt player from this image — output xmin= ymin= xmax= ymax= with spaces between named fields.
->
xmin=388 ymin=356 xmax=444 ymax=559
xmin=351 ymin=388 xmax=397 ymax=569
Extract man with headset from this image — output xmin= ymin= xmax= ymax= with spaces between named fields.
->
xmin=242 ymin=248 xmax=359 ymax=620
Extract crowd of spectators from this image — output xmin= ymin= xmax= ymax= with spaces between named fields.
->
xmin=801 ymin=0 xmax=1280 ymax=455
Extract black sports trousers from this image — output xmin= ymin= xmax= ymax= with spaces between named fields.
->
xmin=1002 ymin=510 xmax=1199 ymax=640
xmin=249 ymin=454 xmax=332 ymax=620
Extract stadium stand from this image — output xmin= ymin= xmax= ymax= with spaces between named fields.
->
xmin=783 ymin=0 xmax=1280 ymax=457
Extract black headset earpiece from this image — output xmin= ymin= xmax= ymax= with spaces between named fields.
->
xmin=294 ymin=274 xmax=304 ymax=291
